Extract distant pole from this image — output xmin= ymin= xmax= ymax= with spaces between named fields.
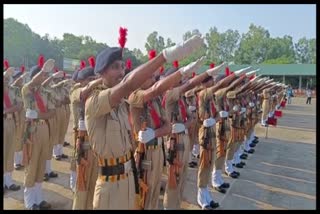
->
xmin=299 ymin=76 xmax=302 ymax=90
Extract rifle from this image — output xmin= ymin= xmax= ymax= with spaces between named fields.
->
xmin=136 ymin=109 xmax=148 ymax=209
xmin=167 ymin=111 xmax=179 ymax=189
xmin=22 ymin=120 xmax=33 ymax=166
xmin=75 ymin=103 xmax=89 ymax=192
xmin=200 ymin=99 xmax=213 ymax=169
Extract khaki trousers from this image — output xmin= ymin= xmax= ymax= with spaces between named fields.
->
xmin=143 ymin=143 xmax=164 ymax=210
xmin=197 ymin=125 xmax=216 ymax=188
xmin=163 ymin=134 xmax=190 ymax=209
xmin=93 ymin=173 xmax=136 ymax=209
xmin=4 ymin=117 xmax=16 ymax=173
xmin=72 ymin=150 xmax=99 ymax=210
xmin=24 ymin=121 xmax=49 ymax=187
xmin=14 ymin=110 xmax=25 ymax=152
xmin=46 ymin=116 xmax=57 ymax=160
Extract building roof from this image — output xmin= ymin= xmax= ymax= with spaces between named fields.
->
xmin=198 ymin=64 xmax=316 ymax=76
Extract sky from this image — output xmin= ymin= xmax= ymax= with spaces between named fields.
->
xmin=4 ymin=4 xmax=316 ymax=54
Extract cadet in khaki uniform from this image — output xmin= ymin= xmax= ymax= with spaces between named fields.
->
xmin=211 ymin=73 xmax=239 ymax=193
xmin=11 ymin=67 xmax=28 ymax=171
xmin=229 ymin=71 xmax=259 ymax=168
xmin=211 ymin=77 xmax=235 ymax=193
xmin=127 ymin=50 xmax=180 ymax=210
xmin=52 ymin=80 xmax=69 ymax=160
xmin=62 ymin=80 xmax=72 ymax=143
xmin=182 ymin=63 xmax=225 ymax=170
xmin=41 ymin=71 xmax=65 ymax=181
xmin=223 ymin=70 xmax=251 ymax=179
xmin=3 ymin=66 xmax=22 ymax=192
xmin=184 ymin=87 xmax=201 ymax=168
xmin=84 ymin=35 xmax=204 ymax=209
xmin=21 ymin=58 xmax=56 ymax=210
xmin=128 ymin=73 xmax=170 ymax=210
xmin=69 ymin=60 xmax=87 ymax=179
xmin=261 ymin=88 xmax=271 ymax=126
xmin=160 ymin=60 xmax=219 ymax=210
xmin=69 ymin=63 xmax=88 ymax=192
xmin=71 ymin=61 xmax=99 ymax=210
xmin=184 ymin=63 xmax=228 ymax=209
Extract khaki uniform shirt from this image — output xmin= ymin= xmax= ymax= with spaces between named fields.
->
xmin=85 ymin=84 xmax=132 ymax=159
xmin=21 ymin=83 xmax=55 ymax=115
xmin=128 ymin=89 xmax=166 ymax=136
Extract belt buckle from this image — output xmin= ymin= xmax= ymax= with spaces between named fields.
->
xmin=124 ymin=160 xmax=132 ymax=173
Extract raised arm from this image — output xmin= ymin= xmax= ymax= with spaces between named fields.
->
xmin=110 ymin=36 xmax=204 ymax=108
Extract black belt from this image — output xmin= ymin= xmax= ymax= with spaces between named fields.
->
xmin=146 ymin=138 xmax=158 ymax=147
xmin=99 ymin=163 xmax=125 ymax=177
xmin=146 ymin=138 xmax=161 ymax=150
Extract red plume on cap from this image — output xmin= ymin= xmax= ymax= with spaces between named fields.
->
xmin=20 ymin=65 xmax=25 ymax=73
xmin=126 ymin=58 xmax=132 ymax=70
xmin=225 ymin=67 xmax=230 ymax=76
xmin=4 ymin=59 xmax=10 ymax=70
xmin=148 ymin=50 xmax=156 ymax=60
xmin=38 ymin=55 xmax=45 ymax=68
xmin=173 ymin=61 xmax=179 ymax=68
xmin=118 ymin=27 xmax=128 ymax=49
xmin=88 ymin=56 xmax=95 ymax=68
xmin=159 ymin=66 xmax=164 ymax=74
xmin=210 ymin=63 xmax=215 ymax=69
xmin=80 ymin=60 xmax=86 ymax=70
xmin=192 ymin=72 xmax=196 ymax=78
xmin=54 ymin=67 xmax=59 ymax=73
xmin=249 ymin=74 xmax=255 ymax=80
xmin=63 ymin=72 xmax=66 ymax=78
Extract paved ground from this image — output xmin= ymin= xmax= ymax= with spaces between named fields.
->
xmin=4 ymin=97 xmax=316 ymax=210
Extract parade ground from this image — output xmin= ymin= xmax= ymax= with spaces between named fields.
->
xmin=4 ymin=97 xmax=316 ymax=210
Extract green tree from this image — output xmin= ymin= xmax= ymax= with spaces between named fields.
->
xmin=294 ymin=37 xmax=312 ymax=64
xmin=60 ymin=33 xmax=82 ymax=59
xmin=219 ymin=29 xmax=241 ymax=63
xmin=144 ymin=31 xmax=166 ymax=53
xmin=4 ymin=18 xmax=34 ymax=67
xmin=309 ymin=38 xmax=316 ymax=64
xmin=166 ymin=38 xmax=176 ymax=48
xmin=234 ymin=24 xmax=270 ymax=64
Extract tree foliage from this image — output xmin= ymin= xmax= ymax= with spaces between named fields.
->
xmin=4 ymin=19 xmax=316 ymax=74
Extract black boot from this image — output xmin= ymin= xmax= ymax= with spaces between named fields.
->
xmin=221 ymin=182 xmax=230 ymax=188
xmin=233 ymin=163 xmax=243 ymax=168
xmin=249 ymin=143 xmax=256 ymax=148
xmin=48 ymin=171 xmax=58 ymax=178
xmin=234 ymin=171 xmax=240 ymax=176
xmin=226 ymin=171 xmax=238 ymax=178
xmin=5 ymin=184 xmax=21 ymax=191
xmin=39 ymin=201 xmax=51 ymax=210
xmin=240 ymin=154 xmax=247 ymax=159
xmin=209 ymin=201 xmax=219 ymax=209
xmin=214 ymin=186 xmax=226 ymax=194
